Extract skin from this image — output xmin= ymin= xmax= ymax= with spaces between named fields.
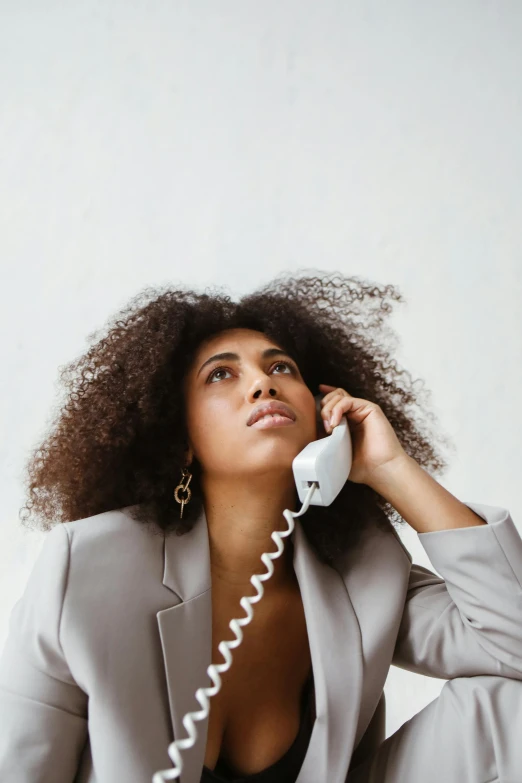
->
xmin=182 ymin=327 xmax=327 ymax=601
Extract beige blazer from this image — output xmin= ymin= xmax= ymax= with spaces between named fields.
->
xmin=1 ymin=499 xmax=521 ymax=783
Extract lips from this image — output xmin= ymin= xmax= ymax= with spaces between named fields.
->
xmin=247 ymin=401 xmax=296 ymax=426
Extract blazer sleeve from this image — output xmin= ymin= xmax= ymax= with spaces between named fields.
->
xmin=0 ymin=523 xmax=88 ymax=783
xmin=392 ymin=501 xmax=522 ymax=680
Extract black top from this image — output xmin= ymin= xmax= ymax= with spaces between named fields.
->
xmin=200 ymin=672 xmax=315 ymax=783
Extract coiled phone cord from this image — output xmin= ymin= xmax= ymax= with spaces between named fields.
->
xmin=151 ymin=480 xmax=319 ymax=783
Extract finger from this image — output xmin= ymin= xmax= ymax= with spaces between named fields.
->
xmin=319 ymin=388 xmax=345 ymax=405
xmin=319 ymin=384 xmax=352 ymax=401
xmin=320 ymin=398 xmax=341 ymax=426
xmin=326 ymin=397 xmax=354 ymax=427
xmin=318 ymin=384 xmax=341 ymax=400
xmin=319 ymin=397 xmax=338 ymax=429
xmin=321 ymin=390 xmax=348 ymax=417
xmin=329 ymin=401 xmax=346 ymax=427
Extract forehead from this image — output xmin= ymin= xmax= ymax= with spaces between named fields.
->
xmin=194 ymin=328 xmax=279 ymax=356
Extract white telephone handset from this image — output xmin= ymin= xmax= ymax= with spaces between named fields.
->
xmin=293 ymin=394 xmax=353 ymax=507
xmin=152 ymin=394 xmax=353 ymax=782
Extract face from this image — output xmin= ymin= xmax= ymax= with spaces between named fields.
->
xmin=182 ymin=328 xmax=321 ymax=482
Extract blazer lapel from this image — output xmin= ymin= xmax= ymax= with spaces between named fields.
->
xmin=292 ymin=517 xmax=364 ymax=782
xmin=156 ymin=505 xmax=213 ymax=783
xmin=157 ymin=505 xmax=364 ymax=783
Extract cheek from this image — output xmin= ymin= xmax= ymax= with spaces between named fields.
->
xmin=185 ymin=403 xmax=238 ymax=456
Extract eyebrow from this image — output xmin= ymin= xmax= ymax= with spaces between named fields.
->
xmin=197 ymin=348 xmax=295 ymax=377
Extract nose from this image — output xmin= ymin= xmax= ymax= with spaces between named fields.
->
xmin=252 ymin=385 xmax=277 ymax=400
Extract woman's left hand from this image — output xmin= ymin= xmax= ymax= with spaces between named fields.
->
xmin=318 ymin=383 xmax=408 ymax=487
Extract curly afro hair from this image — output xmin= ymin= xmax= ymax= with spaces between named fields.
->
xmin=19 ymin=270 xmax=454 ymax=566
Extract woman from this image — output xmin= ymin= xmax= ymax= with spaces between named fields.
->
xmin=1 ymin=271 xmax=521 ymax=783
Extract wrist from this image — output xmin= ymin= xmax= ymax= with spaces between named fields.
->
xmin=367 ymin=453 xmax=416 ymax=495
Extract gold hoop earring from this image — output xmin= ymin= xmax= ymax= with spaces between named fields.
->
xmin=174 ymin=467 xmax=192 ymax=519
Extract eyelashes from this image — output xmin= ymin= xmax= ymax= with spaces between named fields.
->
xmin=207 ymin=360 xmax=298 ymax=383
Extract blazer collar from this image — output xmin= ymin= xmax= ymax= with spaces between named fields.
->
xmin=156 ymin=504 xmax=363 ymax=783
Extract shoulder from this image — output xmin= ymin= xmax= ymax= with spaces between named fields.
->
xmin=54 ymin=504 xmax=166 ymax=593
xmin=47 ymin=506 xmax=173 ymax=649
xmin=61 ymin=503 xmax=163 ymax=547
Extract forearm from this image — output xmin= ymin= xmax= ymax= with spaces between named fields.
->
xmin=368 ymin=455 xmax=487 ymax=533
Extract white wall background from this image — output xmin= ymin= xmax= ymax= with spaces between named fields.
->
xmin=1 ymin=0 xmax=521 ymax=745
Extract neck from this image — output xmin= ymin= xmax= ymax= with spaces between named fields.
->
xmin=201 ymin=471 xmax=299 ymax=599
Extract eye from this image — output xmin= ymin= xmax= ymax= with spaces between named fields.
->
xmin=207 ymin=360 xmax=297 ymax=384
xmin=272 ymin=361 xmax=295 ymax=374
xmin=208 ymin=367 xmax=232 ymax=383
